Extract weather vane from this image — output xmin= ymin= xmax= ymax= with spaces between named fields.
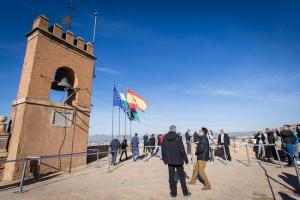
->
xmin=62 ymin=5 xmax=75 ymax=31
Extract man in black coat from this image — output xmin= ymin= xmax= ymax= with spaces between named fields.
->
xmin=120 ymin=136 xmax=128 ymax=161
xmin=162 ymin=125 xmax=191 ymax=198
xmin=217 ymin=129 xmax=232 ymax=161
xmin=265 ymin=128 xmax=277 ymax=160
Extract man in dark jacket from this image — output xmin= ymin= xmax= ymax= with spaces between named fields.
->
xmin=120 ymin=136 xmax=128 ymax=161
xmin=185 ymin=130 xmax=192 ymax=154
xmin=254 ymin=131 xmax=266 ymax=159
xmin=143 ymin=134 xmax=149 ymax=153
xmin=110 ymin=137 xmax=120 ymax=165
xmin=162 ymin=125 xmax=191 ymax=198
xmin=265 ymin=128 xmax=277 ymax=160
xmin=148 ymin=134 xmax=156 ymax=156
xmin=189 ymin=127 xmax=211 ymax=190
xmin=217 ymin=129 xmax=232 ymax=161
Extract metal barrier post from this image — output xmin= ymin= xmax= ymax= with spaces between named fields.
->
xmin=222 ymin=145 xmax=228 ymax=164
xmin=274 ymin=145 xmax=282 ymax=168
xmin=19 ymin=157 xmax=28 ymax=193
xmin=108 ymin=148 xmax=111 ymax=173
xmin=246 ymin=144 xmax=251 ymax=167
xmin=96 ymin=149 xmax=100 ymax=168
xmin=234 ymin=139 xmax=237 ymax=154
xmin=293 ymin=157 xmax=300 ymax=194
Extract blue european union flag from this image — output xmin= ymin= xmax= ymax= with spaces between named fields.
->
xmin=113 ymin=85 xmax=121 ymax=107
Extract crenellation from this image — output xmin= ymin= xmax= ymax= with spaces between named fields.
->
xmin=86 ymin=42 xmax=94 ymax=54
xmin=33 ymin=15 xmax=49 ymax=30
xmin=52 ymin=23 xmax=63 ymax=38
xmin=76 ymin=37 xmax=85 ymax=49
xmin=31 ymin=15 xmax=94 ymax=55
xmin=65 ymin=30 xmax=74 ymax=44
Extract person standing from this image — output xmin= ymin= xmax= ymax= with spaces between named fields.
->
xmin=217 ymin=129 xmax=232 ymax=161
xmin=254 ymin=131 xmax=266 ymax=159
xmin=148 ymin=134 xmax=156 ymax=156
xmin=110 ymin=137 xmax=120 ymax=165
xmin=162 ymin=125 xmax=191 ymax=198
xmin=296 ymin=124 xmax=300 ymax=142
xmin=276 ymin=125 xmax=298 ymax=166
xmin=120 ymin=136 xmax=128 ymax=161
xmin=131 ymin=133 xmax=140 ymax=161
xmin=156 ymin=134 xmax=163 ymax=159
xmin=265 ymin=128 xmax=277 ymax=160
xmin=189 ymin=127 xmax=211 ymax=190
xmin=207 ymin=130 xmax=215 ymax=161
xmin=185 ymin=130 xmax=192 ymax=154
xmin=143 ymin=134 xmax=149 ymax=153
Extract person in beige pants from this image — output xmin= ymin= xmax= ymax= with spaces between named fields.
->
xmin=189 ymin=128 xmax=211 ymax=190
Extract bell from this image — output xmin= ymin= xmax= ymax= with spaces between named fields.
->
xmin=57 ymin=77 xmax=71 ymax=88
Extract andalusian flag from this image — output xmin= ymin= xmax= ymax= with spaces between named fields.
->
xmin=119 ymin=92 xmax=129 ymax=113
xmin=127 ymin=89 xmax=148 ymax=112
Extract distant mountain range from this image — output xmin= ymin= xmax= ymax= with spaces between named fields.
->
xmin=88 ymin=131 xmax=257 ymax=142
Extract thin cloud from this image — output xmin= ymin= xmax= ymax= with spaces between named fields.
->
xmin=95 ymin=67 xmax=120 ymax=75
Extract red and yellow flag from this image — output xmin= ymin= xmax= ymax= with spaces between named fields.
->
xmin=127 ymin=89 xmax=148 ymax=112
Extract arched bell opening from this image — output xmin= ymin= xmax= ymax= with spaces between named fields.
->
xmin=50 ymin=67 xmax=76 ymax=105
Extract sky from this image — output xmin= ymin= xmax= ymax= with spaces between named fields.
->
xmin=0 ymin=0 xmax=299 ymax=135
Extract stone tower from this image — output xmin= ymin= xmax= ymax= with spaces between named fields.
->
xmin=2 ymin=15 xmax=96 ymax=181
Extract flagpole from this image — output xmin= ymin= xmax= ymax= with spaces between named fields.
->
xmin=118 ymin=107 xmax=121 ymax=138
xmin=125 ymin=112 xmax=127 ymax=136
xmin=130 ymin=120 xmax=132 ymax=141
xmin=111 ymin=84 xmax=114 ymax=141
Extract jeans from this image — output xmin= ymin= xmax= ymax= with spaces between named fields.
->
xmin=168 ymin=165 xmax=189 ymax=197
xmin=258 ymin=143 xmax=265 ymax=158
xmin=111 ymin=152 xmax=117 ymax=165
xmin=287 ymin=144 xmax=299 ymax=165
xmin=132 ymin=148 xmax=139 ymax=161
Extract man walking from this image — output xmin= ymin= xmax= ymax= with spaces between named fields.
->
xmin=162 ymin=125 xmax=191 ymax=198
xmin=131 ymin=133 xmax=140 ymax=161
xmin=217 ymin=129 xmax=232 ymax=161
xmin=110 ymin=137 xmax=120 ymax=165
xmin=185 ymin=130 xmax=192 ymax=154
xmin=120 ymin=136 xmax=128 ymax=161
xmin=189 ymin=127 xmax=212 ymax=190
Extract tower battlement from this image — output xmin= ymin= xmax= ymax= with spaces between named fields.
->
xmin=29 ymin=15 xmax=94 ymax=56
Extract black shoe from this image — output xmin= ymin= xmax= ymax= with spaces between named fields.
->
xmin=170 ymin=193 xmax=177 ymax=198
xmin=184 ymin=192 xmax=192 ymax=197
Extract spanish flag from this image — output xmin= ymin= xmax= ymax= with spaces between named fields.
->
xmin=127 ymin=89 xmax=148 ymax=112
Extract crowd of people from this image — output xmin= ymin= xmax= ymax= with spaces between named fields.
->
xmin=254 ymin=124 xmax=300 ymax=166
xmin=109 ymin=124 xmax=300 ymax=198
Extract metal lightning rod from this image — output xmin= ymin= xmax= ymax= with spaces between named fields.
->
xmin=92 ymin=11 xmax=98 ymax=45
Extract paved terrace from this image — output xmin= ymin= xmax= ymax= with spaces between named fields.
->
xmin=0 ymin=146 xmax=299 ymax=200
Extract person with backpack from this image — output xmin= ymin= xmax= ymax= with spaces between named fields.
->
xmin=120 ymin=136 xmax=128 ymax=161
xmin=131 ymin=133 xmax=140 ymax=161
xmin=162 ymin=125 xmax=191 ymax=198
